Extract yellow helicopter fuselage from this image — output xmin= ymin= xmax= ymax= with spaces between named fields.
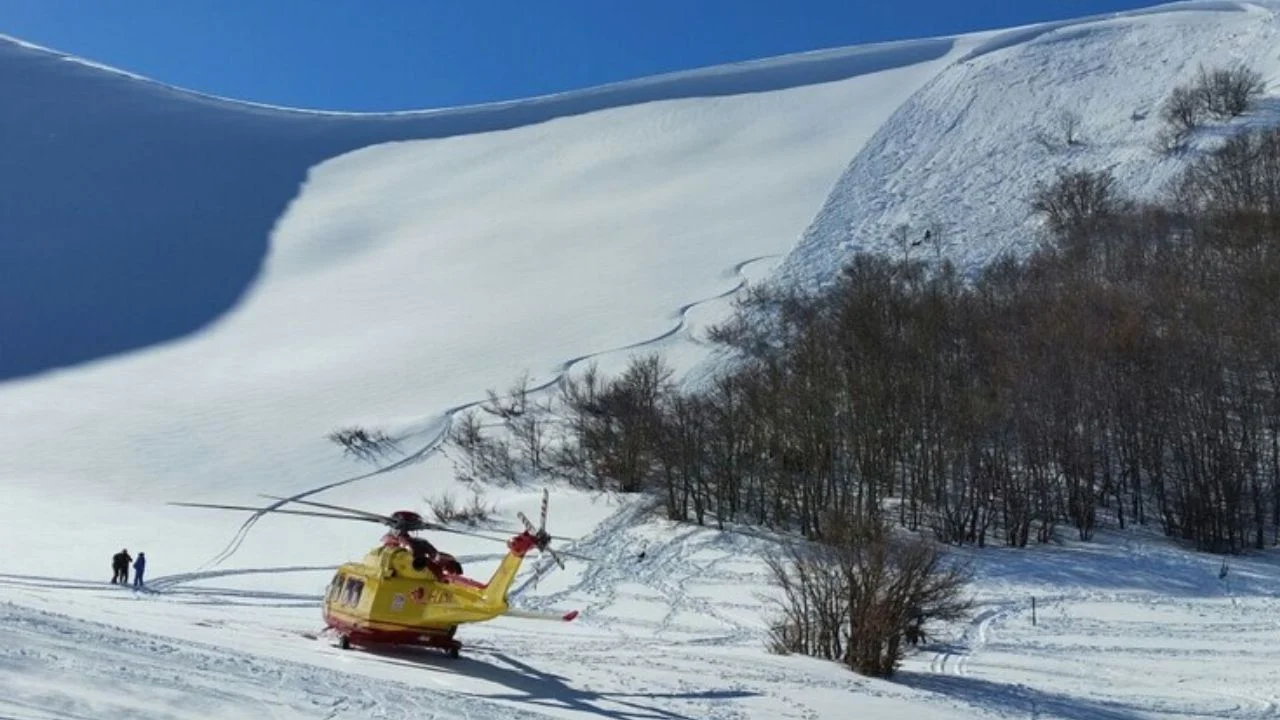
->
xmin=322 ymin=539 xmax=528 ymax=651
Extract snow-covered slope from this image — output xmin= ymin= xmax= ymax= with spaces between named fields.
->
xmin=0 ymin=32 xmax=953 ymax=383
xmin=777 ymin=1 xmax=1280 ymax=287
xmin=0 ymin=28 xmax=972 ymax=582
xmin=4 ymin=2 xmax=1280 ymax=719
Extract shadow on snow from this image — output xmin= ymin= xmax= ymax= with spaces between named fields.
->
xmin=0 ymin=35 xmax=952 ymax=382
xmin=897 ymin=671 xmax=1148 ymax=720
xmin=353 ymin=645 xmax=757 ymax=720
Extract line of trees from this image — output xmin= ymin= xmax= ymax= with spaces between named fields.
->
xmin=462 ymin=125 xmax=1280 ymax=555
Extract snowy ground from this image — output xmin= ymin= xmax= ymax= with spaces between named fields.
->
xmin=5 ymin=1 xmax=1280 ymax=718
xmin=3 ymin=510 xmax=1279 ymax=719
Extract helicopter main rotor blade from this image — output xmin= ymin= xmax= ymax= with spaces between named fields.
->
xmin=553 ymin=548 xmax=596 ymax=562
xmin=259 ymin=495 xmax=512 ymax=541
xmin=429 ymin=526 xmax=512 ymax=544
xmin=512 ymin=514 xmax=577 ymax=542
xmin=168 ymin=501 xmax=385 ymax=523
xmin=480 ymin=524 xmax=577 ymax=542
xmin=546 ymin=547 xmax=567 ymax=570
xmin=539 ymin=488 xmax=549 ymax=532
xmin=257 ymin=495 xmax=396 ymax=524
xmin=516 ymin=511 xmax=537 ymax=535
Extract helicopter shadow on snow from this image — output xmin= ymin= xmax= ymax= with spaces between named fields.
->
xmin=354 ymin=645 xmax=758 ymax=720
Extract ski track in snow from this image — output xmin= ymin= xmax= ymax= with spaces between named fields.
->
xmin=206 ymin=254 xmax=780 ymax=569
xmin=912 ymin=587 xmax=1280 ymax=719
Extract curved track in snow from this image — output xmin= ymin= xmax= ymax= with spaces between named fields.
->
xmin=914 ymin=589 xmax=1280 ymax=719
xmin=204 ymin=255 xmax=779 ymax=568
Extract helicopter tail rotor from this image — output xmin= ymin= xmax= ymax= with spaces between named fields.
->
xmin=516 ymin=488 xmax=565 ymax=570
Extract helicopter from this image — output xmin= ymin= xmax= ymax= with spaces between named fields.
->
xmin=171 ymin=488 xmax=580 ymax=657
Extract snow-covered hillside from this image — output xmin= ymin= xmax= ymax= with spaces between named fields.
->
xmin=0 ymin=27 xmax=973 ymax=581
xmin=0 ymin=31 xmax=955 ymax=383
xmin=3 ymin=2 xmax=1280 ymax=718
xmin=778 ymin=1 xmax=1280 ymax=286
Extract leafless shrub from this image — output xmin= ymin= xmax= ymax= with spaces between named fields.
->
xmin=1160 ymin=85 xmax=1205 ymax=140
xmin=1057 ymin=109 xmax=1084 ymax=146
xmin=1197 ymin=64 xmax=1266 ymax=120
xmin=446 ymin=409 xmax=518 ymax=484
xmin=1036 ymin=109 xmax=1085 ymax=151
xmin=1158 ymin=65 xmax=1265 ymax=151
xmin=425 ymin=488 xmax=496 ymax=526
xmin=1031 ymin=167 xmax=1128 ymax=238
xmin=766 ymin=544 xmax=850 ymax=659
xmin=483 ymin=372 xmax=551 ymax=472
xmin=327 ymin=426 xmax=400 ymax=464
xmin=766 ymin=514 xmax=971 ymax=677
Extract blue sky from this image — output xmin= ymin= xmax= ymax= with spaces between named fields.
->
xmin=1 ymin=1 xmax=1165 ymax=112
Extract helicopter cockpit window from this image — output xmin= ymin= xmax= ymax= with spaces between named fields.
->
xmin=326 ymin=574 xmax=343 ymax=603
xmin=342 ymin=577 xmax=365 ymax=607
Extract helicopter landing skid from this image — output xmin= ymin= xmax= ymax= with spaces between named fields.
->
xmin=326 ymin=626 xmax=462 ymax=659
xmin=418 ymin=633 xmax=463 ymax=659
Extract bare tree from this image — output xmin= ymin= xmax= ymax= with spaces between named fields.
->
xmin=482 ymin=372 xmax=551 ymax=473
xmin=1036 ymin=109 xmax=1085 ymax=150
xmin=425 ymin=487 xmax=497 ymax=526
xmin=1160 ymin=85 xmax=1204 ymax=141
xmin=1058 ymin=109 xmax=1084 ymax=146
xmin=1031 ymin=167 xmax=1128 ymax=240
xmin=445 ymin=409 xmax=519 ymax=484
xmin=890 ymin=223 xmax=915 ymax=262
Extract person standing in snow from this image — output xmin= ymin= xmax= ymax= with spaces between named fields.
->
xmin=132 ymin=552 xmax=146 ymax=589
xmin=112 ymin=549 xmax=132 ymax=584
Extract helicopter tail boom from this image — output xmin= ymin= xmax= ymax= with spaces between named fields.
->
xmin=505 ymin=608 xmax=580 ymax=622
xmin=474 ymin=489 xmax=565 ymax=607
